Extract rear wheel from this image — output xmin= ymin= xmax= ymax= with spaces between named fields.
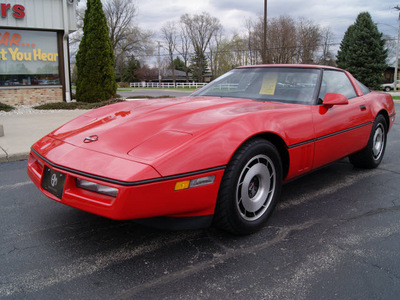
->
xmin=349 ymin=114 xmax=387 ymax=169
xmin=214 ymin=139 xmax=282 ymax=235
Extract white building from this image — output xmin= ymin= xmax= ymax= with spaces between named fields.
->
xmin=0 ymin=0 xmax=77 ymax=106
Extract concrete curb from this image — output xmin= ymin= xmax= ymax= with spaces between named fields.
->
xmin=0 ymin=152 xmax=29 ymax=163
xmin=0 ymin=109 xmax=88 ymax=164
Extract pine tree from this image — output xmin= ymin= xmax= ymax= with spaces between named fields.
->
xmin=174 ymin=57 xmax=186 ymax=72
xmin=76 ymin=0 xmax=117 ymax=103
xmin=122 ymin=55 xmax=141 ymax=83
xmin=337 ymin=12 xmax=387 ymax=88
xmin=191 ymin=51 xmax=208 ymax=82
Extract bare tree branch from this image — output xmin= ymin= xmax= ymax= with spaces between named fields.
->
xmin=161 ymin=21 xmax=178 ymax=83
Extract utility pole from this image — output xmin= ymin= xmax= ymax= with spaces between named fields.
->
xmin=262 ymin=0 xmax=267 ymax=64
xmin=394 ymin=6 xmax=400 ymax=91
xmin=157 ymin=41 xmax=161 ymax=86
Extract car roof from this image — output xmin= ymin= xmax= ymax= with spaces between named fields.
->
xmin=236 ymin=64 xmax=343 ymax=71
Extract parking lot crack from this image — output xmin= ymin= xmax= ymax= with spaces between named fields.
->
xmin=7 ymin=245 xmax=18 ymax=255
xmin=354 ymin=256 xmax=400 ymax=281
xmin=341 ymin=205 xmax=400 ymax=222
xmin=377 ymin=167 xmax=400 ymax=176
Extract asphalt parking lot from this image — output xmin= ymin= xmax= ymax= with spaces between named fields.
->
xmin=0 ymin=102 xmax=399 ymax=299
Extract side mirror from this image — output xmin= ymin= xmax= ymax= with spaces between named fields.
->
xmin=322 ymin=93 xmax=349 ymax=107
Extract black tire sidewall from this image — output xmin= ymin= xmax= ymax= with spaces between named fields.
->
xmin=215 ymin=139 xmax=282 ymax=235
xmin=368 ymin=115 xmax=387 ymax=167
xmin=350 ymin=114 xmax=387 ymax=169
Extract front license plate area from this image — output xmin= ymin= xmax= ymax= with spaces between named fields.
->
xmin=42 ymin=166 xmax=66 ymax=199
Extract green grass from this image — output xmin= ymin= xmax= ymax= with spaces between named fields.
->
xmin=0 ymin=102 xmax=14 ymax=112
xmin=392 ymin=96 xmax=400 ymax=100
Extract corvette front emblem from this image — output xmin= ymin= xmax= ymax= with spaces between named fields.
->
xmin=84 ymin=135 xmax=99 ymax=143
xmin=51 ymin=173 xmax=58 ymax=187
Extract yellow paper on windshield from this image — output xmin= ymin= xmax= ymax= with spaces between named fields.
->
xmin=260 ymin=73 xmax=278 ymax=95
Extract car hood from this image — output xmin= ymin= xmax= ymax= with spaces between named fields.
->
xmin=47 ymin=96 xmax=293 ymax=164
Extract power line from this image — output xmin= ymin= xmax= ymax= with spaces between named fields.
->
xmin=140 ymin=36 xmax=398 ymax=59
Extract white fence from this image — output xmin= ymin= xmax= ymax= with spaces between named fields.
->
xmin=130 ymin=82 xmax=208 ymax=89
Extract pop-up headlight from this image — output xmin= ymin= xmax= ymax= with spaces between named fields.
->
xmin=76 ymin=178 xmax=118 ymax=197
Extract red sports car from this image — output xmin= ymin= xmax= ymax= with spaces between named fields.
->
xmin=27 ymin=65 xmax=396 ymax=235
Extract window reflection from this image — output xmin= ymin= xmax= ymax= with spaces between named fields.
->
xmin=0 ymin=29 xmax=60 ymax=86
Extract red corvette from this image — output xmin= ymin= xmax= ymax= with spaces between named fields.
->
xmin=27 ymin=65 xmax=396 ymax=234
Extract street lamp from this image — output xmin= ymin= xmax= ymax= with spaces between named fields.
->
xmin=157 ymin=41 xmax=162 ymax=86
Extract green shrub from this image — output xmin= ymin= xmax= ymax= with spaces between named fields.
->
xmin=34 ymin=99 xmax=125 ymax=110
xmin=125 ymin=95 xmax=175 ymax=99
xmin=0 ymin=102 xmax=14 ymax=112
xmin=118 ymin=82 xmax=130 ymax=88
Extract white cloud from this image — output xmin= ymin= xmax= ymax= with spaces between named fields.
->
xmin=78 ymin=0 xmax=399 ymax=62
xmin=135 ymin=0 xmax=399 ymax=44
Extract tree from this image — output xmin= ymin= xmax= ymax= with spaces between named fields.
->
xmin=103 ymin=0 xmax=153 ymax=81
xmin=176 ymin=24 xmax=192 ymax=82
xmin=265 ymin=16 xmax=298 ymax=64
xmin=243 ymin=18 xmax=261 ymax=65
xmin=237 ymin=16 xmax=329 ymax=66
xmin=190 ymin=50 xmax=209 ymax=82
xmin=122 ymin=55 xmax=141 ymax=82
xmin=174 ymin=56 xmax=186 ymax=72
xmin=161 ymin=21 xmax=178 ymax=84
xmin=71 ymin=0 xmax=153 ymax=82
xmin=296 ymin=18 xmax=321 ymax=64
xmin=135 ymin=65 xmax=158 ymax=82
xmin=76 ymin=0 xmax=117 ymax=102
xmin=181 ymin=12 xmax=222 ymax=82
xmin=209 ymin=34 xmax=248 ymax=78
xmin=337 ymin=12 xmax=387 ymax=88
xmin=318 ymin=27 xmax=336 ymax=66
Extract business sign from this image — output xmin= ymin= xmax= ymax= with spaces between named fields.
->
xmin=0 ymin=0 xmax=76 ymax=32
xmin=0 ymin=3 xmax=25 ymax=19
xmin=0 ymin=29 xmax=58 ymax=75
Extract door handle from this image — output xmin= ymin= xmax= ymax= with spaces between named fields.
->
xmin=360 ymin=105 xmax=366 ymax=111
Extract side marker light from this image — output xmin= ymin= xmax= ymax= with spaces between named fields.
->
xmin=174 ymin=175 xmax=216 ymax=191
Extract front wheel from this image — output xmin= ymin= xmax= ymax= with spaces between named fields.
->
xmin=349 ymin=114 xmax=387 ymax=169
xmin=385 ymin=86 xmax=391 ymax=92
xmin=214 ymin=139 xmax=282 ymax=235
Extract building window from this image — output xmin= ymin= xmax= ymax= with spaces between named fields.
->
xmin=0 ymin=29 xmax=60 ymax=86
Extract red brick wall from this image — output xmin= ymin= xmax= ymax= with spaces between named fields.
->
xmin=0 ymin=87 xmax=63 ymax=106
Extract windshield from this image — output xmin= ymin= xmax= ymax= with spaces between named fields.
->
xmin=192 ymin=67 xmax=321 ymax=105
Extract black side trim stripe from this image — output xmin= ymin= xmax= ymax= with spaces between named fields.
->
xmin=31 ymin=148 xmax=226 ymax=186
xmin=288 ymin=121 xmax=373 ymax=149
xmin=389 ymin=113 xmax=396 ymax=118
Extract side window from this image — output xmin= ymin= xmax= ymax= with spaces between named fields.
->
xmin=356 ymin=79 xmax=371 ymax=95
xmin=319 ymin=70 xmax=357 ymax=101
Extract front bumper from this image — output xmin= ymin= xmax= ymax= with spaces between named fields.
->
xmin=27 ymin=150 xmax=225 ymax=221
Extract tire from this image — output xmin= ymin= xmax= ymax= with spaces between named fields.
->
xmin=349 ymin=114 xmax=387 ymax=169
xmin=385 ymin=87 xmax=391 ymax=92
xmin=214 ymin=139 xmax=282 ymax=235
